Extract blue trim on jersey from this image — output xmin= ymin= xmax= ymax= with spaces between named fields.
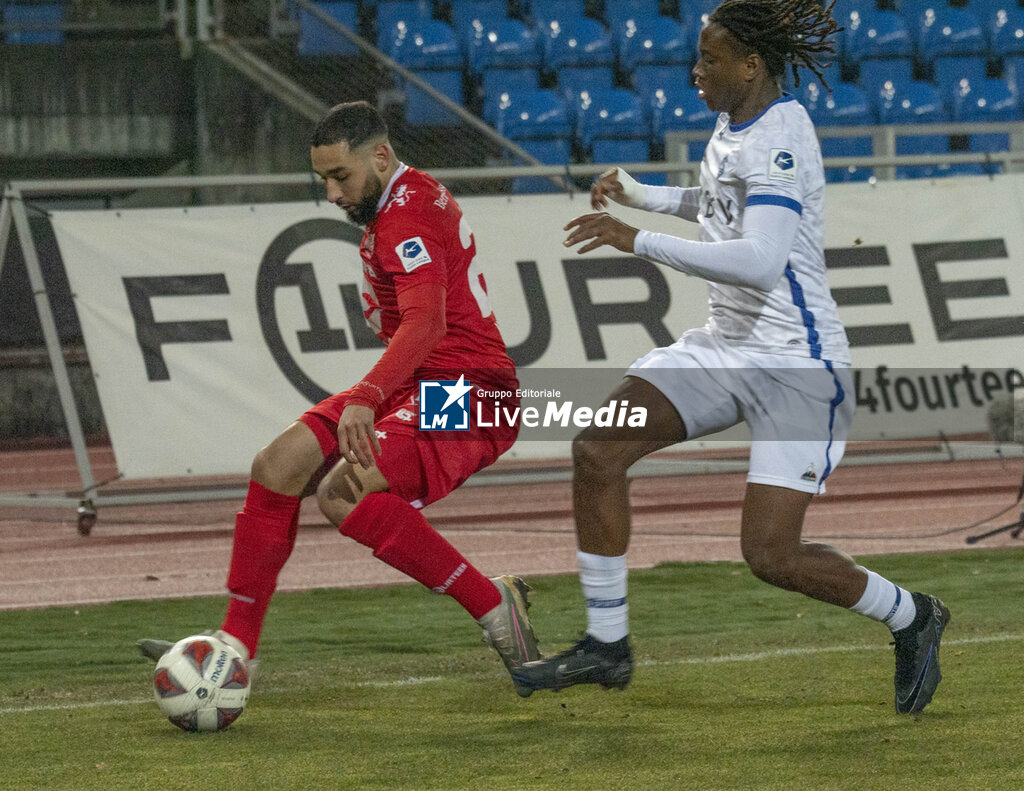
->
xmin=784 ymin=264 xmax=822 ymax=359
xmin=729 ymin=93 xmax=797 ymax=132
xmin=747 ymin=194 xmax=803 ymax=215
xmin=820 ymin=359 xmax=846 ymax=486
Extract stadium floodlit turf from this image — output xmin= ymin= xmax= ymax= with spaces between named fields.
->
xmin=2 ymin=548 xmax=1022 ymax=790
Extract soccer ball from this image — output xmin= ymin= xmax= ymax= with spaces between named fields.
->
xmin=153 ymin=634 xmax=250 ymax=732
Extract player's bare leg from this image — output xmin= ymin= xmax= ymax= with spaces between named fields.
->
xmin=740 ymin=481 xmax=950 ymax=713
xmin=513 ymin=377 xmax=684 ymax=696
xmin=573 ymin=376 xmax=687 ymax=556
xmin=739 ymin=483 xmax=866 ymax=606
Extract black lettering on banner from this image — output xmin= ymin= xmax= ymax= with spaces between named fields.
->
xmin=291 ymin=262 xmax=349 ymax=354
xmin=980 ymin=370 xmax=1003 ymax=400
xmin=894 ymin=376 xmax=918 ymax=410
xmin=122 ymin=274 xmax=232 ymax=382
xmin=824 ymin=246 xmax=914 ymax=346
xmin=913 ymin=239 xmax=1024 ymax=341
xmin=505 ymin=260 xmax=551 ymax=368
xmin=257 ymin=218 xmax=365 ymax=404
xmin=853 ymin=364 xmax=1023 ymax=414
xmin=562 ymin=258 xmax=675 ymax=361
xmin=339 ymin=283 xmax=385 ymax=350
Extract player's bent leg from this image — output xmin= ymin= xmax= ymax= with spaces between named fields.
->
xmin=221 ymin=422 xmax=327 ymax=658
xmin=138 ymin=422 xmax=327 ymax=666
xmin=317 ymin=457 xmax=389 ymax=524
xmin=572 ymin=375 xmax=687 ymax=556
xmin=145 ymin=427 xmax=320 ymax=722
xmin=515 ymin=378 xmax=683 ymax=698
xmin=335 ymin=491 xmax=538 ymax=675
xmin=334 ymin=491 xmax=498 ymax=614
xmin=307 ymin=398 xmax=539 ymax=682
xmin=740 ymin=482 xmax=866 ymax=606
xmin=740 ymin=482 xmax=951 ymax=713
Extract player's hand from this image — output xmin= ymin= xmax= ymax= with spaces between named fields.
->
xmin=591 ymin=168 xmax=626 ymax=210
xmin=590 ymin=166 xmax=645 ymax=210
xmin=564 ymin=212 xmax=640 ymax=255
xmin=336 ymin=404 xmax=381 ymax=469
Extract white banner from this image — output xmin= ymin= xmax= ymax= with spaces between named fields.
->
xmin=50 ymin=175 xmax=1024 ymax=478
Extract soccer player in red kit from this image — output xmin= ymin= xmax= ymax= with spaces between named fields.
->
xmin=139 ymin=101 xmax=538 ymax=684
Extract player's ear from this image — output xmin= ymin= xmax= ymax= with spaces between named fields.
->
xmin=371 ymin=141 xmax=391 ymax=174
xmin=744 ymin=52 xmax=762 ymax=82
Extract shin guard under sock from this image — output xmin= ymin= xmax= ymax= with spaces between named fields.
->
xmin=220 ymin=480 xmax=301 ymax=657
xmin=340 ymin=492 xmax=500 ymax=619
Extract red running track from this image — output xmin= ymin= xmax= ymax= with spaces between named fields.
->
xmin=1 ymin=445 xmax=1022 ymax=610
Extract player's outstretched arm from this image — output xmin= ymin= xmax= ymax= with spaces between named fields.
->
xmin=633 ymin=203 xmax=800 ymax=290
xmin=564 ymin=203 xmax=800 ymax=292
xmin=592 ymin=167 xmax=701 ymax=222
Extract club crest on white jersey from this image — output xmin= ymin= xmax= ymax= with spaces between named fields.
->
xmin=769 ymin=148 xmax=798 ymax=183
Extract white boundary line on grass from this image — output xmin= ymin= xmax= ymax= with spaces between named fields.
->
xmin=0 ymin=634 xmax=1017 ymax=716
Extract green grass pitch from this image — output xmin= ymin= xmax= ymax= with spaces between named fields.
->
xmin=2 ymin=548 xmax=1022 ymax=790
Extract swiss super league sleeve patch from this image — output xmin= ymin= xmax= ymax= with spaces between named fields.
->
xmin=768 ymin=148 xmax=797 ymax=183
xmin=395 ymin=236 xmax=433 ymax=272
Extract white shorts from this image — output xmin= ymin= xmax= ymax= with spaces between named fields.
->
xmin=628 ymin=328 xmax=854 ymax=494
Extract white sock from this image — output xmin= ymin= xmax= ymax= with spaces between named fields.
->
xmin=579 ymin=550 xmax=629 ymax=643
xmin=849 ymin=568 xmax=916 ymax=632
xmin=214 ymin=629 xmax=250 ymax=661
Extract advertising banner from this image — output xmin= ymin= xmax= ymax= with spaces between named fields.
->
xmin=50 ymin=175 xmax=1024 ymax=477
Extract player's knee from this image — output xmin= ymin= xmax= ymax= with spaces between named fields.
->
xmin=250 ymin=444 xmax=290 ymax=493
xmin=743 ymin=543 xmax=800 ymax=591
xmin=572 ymin=433 xmax=626 ymax=479
xmin=249 ymin=441 xmax=312 ymax=496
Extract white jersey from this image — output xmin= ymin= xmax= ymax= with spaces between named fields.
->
xmin=698 ymin=94 xmax=850 ymax=365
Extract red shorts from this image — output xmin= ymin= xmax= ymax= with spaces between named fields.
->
xmin=299 ymin=382 xmax=519 ymax=508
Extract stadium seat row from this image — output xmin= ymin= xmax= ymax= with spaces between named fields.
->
xmin=293 ymin=0 xmax=1024 ymax=61
xmin=490 ymin=83 xmax=1009 ymax=190
xmin=839 ymin=5 xmax=1024 ymax=62
xmin=299 ymin=3 xmax=698 ymax=68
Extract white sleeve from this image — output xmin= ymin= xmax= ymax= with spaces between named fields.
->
xmin=640 ymin=185 xmax=701 ymax=222
xmin=612 ymin=167 xmax=700 ymax=222
xmin=632 ymin=203 xmax=800 ymax=291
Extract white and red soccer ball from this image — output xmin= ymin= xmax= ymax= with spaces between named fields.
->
xmin=153 ymin=635 xmax=250 ymax=732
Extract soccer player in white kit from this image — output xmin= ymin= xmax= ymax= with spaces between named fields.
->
xmin=512 ymin=0 xmax=950 ymax=714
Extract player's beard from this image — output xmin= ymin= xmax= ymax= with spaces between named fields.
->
xmin=345 ymin=173 xmax=384 ymax=226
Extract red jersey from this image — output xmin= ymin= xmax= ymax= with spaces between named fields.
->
xmin=359 ymin=165 xmax=516 ymax=392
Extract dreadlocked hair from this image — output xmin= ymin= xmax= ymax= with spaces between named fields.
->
xmin=709 ymin=0 xmax=842 ymax=89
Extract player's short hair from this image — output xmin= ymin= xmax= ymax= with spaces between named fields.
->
xmin=709 ymin=0 xmax=841 ymax=88
xmin=310 ymin=101 xmax=389 ymax=149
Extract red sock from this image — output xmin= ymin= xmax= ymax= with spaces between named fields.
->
xmin=340 ymin=492 xmax=501 ymax=619
xmin=220 ymin=480 xmax=301 ymax=657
